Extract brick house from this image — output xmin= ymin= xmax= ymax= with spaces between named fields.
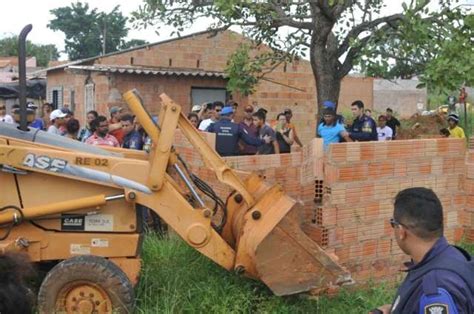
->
xmin=44 ymin=30 xmax=373 ymax=144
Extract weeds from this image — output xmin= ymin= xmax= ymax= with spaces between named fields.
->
xmin=135 ymin=234 xmax=396 ymax=313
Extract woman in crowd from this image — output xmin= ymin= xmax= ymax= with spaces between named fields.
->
xmin=66 ymin=118 xmax=80 ymax=140
xmin=187 ymin=112 xmax=200 ymax=129
xmin=41 ymin=103 xmax=53 ymax=130
xmin=78 ymin=110 xmax=98 ymax=142
xmin=274 ymin=113 xmax=294 ymax=154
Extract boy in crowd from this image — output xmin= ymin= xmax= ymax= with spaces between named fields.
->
xmin=447 ymin=113 xmax=465 ymax=139
xmin=377 ymin=115 xmax=393 ymax=141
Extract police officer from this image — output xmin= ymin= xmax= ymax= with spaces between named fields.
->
xmin=207 ymin=106 xmax=268 ymax=156
xmin=372 ymin=187 xmax=473 ymax=314
xmin=348 ymin=100 xmax=377 ymax=141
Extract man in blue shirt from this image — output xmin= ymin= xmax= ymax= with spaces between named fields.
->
xmin=121 ymin=114 xmax=143 ymax=150
xmin=317 ymin=108 xmax=352 ymax=150
xmin=208 ymin=107 xmax=268 ymax=156
xmin=372 ymin=187 xmax=473 ymax=314
xmin=349 ymin=100 xmax=378 ymax=141
xmin=27 ymin=103 xmax=45 ymax=130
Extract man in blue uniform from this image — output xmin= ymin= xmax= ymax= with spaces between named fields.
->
xmin=207 ymin=106 xmax=268 ymax=156
xmin=121 ymin=114 xmax=143 ymax=150
xmin=372 ymin=187 xmax=473 ymax=314
xmin=348 ymin=100 xmax=377 ymax=141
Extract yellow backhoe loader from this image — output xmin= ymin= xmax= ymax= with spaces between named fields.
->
xmin=0 ymin=25 xmax=351 ymax=314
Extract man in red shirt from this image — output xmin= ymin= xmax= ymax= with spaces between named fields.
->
xmin=108 ymin=106 xmax=124 ymax=144
xmin=86 ymin=116 xmax=120 ymax=147
xmin=238 ymin=105 xmax=258 ymax=155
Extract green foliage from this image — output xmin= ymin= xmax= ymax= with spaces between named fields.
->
xmin=120 ymin=39 xmax=149 ymax=50
xmin=358 ymin=3 xmax=472 ymax=94
xmin=225 ymin=44 xmax=260 ymax=96
xmin=421 ymin=14 xmax=474 ymax=94
xmin=0 ymin=36 xmax=59 ymax=67
xmin=132 ymin=0 xmax=466 ymax=110
xmin=48 ymin=2 xmax=144 ymax=60
xmin=136 ymin=233 xmax=396 ymax=313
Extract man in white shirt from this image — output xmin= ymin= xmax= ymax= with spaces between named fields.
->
xmin=0 ymin=105 xmax=14 ymax=123
xmin=376 ymin=115 xmax=393 ymax=141
xmin=47 ymin=109 xmax=67 ymax=136
xmin=198 ymin=101 xmax=223 ymax=131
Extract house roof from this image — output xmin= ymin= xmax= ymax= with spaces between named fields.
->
xmin=40 ymin=29 xmax=230 ymax=74
xmin=66 ymin=65 xmax=227 ymax=78
xmin=0 ymin=57 xmax=18 ymax=67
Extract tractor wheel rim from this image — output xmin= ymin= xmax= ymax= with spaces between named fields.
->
xmin=56 ymin=281 xmax=113 ymax=314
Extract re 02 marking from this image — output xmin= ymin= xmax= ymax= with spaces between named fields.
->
xmin=75 ymin=157 xmax=109 ymax=167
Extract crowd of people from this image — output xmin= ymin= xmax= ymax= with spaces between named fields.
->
xmin=187 ymin=101 xmax=303 ymax=156
xmin=316 ymin=100 xmax=466 ymax=151
xmin=0 ymin=102 xmax=152 ymax=152
xmin=0 ymin=98 xmax=467 ymax=155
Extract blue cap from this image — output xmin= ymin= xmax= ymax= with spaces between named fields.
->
xmin=221 ymin=106 xmax=234 ymax=115
xmin=323 ymin=100 xmax=336 ymax=109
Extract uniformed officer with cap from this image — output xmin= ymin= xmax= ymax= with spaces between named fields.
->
xmin=207 ymin=106 xmax=269 ymax=156
xmin=349 ymin=100 xmax=377 ymax=141
xmin=372 ymin=187 xmax=473 ymax=314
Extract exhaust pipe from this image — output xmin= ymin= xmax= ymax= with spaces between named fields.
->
xmin=18 ymin=24 xmax=33 ymax=131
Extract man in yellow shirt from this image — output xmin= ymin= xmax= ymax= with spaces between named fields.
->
xmin=447 ymin=113 xmax=465 ymax=138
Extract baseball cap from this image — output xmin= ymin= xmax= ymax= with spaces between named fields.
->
xmin=110 ymin=106 xmax=123 ymax=114
xmin=191 ymin=105 xmax=202 ymax=112
xmin=221 ymin=106 xmax=234 ymax=115
xmin=323 ymin=100 xmax=336 ymax=109
xmin=283 ymin=108 xmax=292 ymax=114
xmin=26 ymin=102 xmax=38 ymax=110
xmin=448 ymin=113 xmax=459 ymax=122
xmin=50 ymin=109 xmax=67 ymax=120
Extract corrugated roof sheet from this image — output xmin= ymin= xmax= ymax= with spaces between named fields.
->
xmin=66 ymin=65 xmax=227 ymax=78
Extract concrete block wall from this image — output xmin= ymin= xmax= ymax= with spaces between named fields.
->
xmin=171 ymin=134 xmax=471 ymax=284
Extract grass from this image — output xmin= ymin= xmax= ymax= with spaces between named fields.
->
xmin=135 ymin=234 xmax=474 ymax=313
xmin=135 ymin=233 xmax=396 ymax=313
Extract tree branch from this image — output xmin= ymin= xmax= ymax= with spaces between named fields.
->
xmin=338 ymin=13 xmax=404 ymax=57
xmin=269 ymin=3 xmax=314 ymax=30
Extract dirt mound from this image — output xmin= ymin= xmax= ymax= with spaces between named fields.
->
xmin=397 ymin=113 xmax=448 ymax=140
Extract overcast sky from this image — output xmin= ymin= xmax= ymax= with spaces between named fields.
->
xmin=2 ymin=0 xmax=472 ymax=60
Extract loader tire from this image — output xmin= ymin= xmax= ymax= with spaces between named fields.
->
xmin=37 ymin=255 xmax=134 ymax=314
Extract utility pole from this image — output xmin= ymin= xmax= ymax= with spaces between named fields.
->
xmin=102 ymin=16 xmax=107 ymax=55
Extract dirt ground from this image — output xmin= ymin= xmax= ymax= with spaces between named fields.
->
xmin=397 ymin=113 xmax=448 ymax=140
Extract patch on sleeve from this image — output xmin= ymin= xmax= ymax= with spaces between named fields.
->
xmin=420 ymin=288 xmax=458 ymax=314
xmin=424 ymin=303 xmax=448 ymax=314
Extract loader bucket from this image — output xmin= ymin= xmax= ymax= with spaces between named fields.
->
xmin=228 ymin=174 xmax=352 ymax=296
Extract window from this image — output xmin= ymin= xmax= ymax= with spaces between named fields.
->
xmin=84 ymin=83 xmax=95 ymax=118
xmin=70 ymin=90 xmax=76 ymax=113
xmin=48 ymin=86 xmax=63 ymax=110
xmin=191 ymin=87 xmax=227 ymax=108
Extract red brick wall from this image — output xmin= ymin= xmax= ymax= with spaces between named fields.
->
xmin=171 ymin=136 xmax=471 ymax=284
xmin=465 ymin=149 xmax=474 ymax=242
xmin=317 ymin=138 xmax=466 ymax=282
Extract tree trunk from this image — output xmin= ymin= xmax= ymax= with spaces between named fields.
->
xmin=310 ymin=31 xmax=342 ymax=115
